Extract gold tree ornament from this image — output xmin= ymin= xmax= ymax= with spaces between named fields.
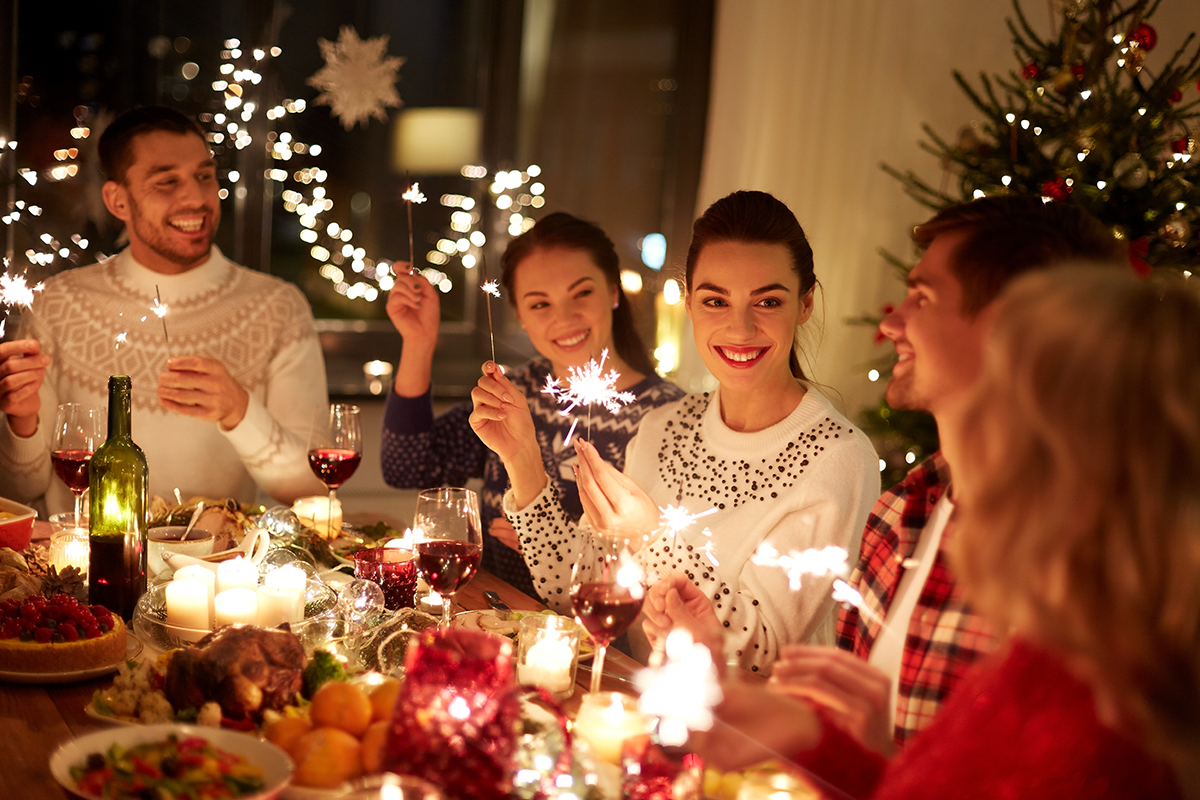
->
xmin=308 ymin=26 xmax=405 ymax=130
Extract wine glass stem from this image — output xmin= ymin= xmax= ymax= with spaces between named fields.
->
xmin=590 ymin=643 xmax=608 ymax=695
xmin=441 ymin=592 xmax=453 ymax=628
xmin=328 ymin=487 xmax=337 ymax=539
xmin=74 ymin=492 xmax=84 ymax=524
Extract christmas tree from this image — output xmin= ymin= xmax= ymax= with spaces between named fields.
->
xmin=864 ymin=0 xmax=1200 ymax=487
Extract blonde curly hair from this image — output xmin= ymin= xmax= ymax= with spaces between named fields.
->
xmin=953 ymin=266 xmax=1200 ymax=781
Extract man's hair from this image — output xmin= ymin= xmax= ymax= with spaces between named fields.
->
xmin=954 ymin=267 xmax=1200 ymax=772
xmin=913 ymin=196 xmax=1124 ymax=315
xmin=98 ymin=106 xmax=206 ymax=183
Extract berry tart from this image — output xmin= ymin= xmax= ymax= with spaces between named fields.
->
xmin=0 ymin=594 xmax=127 ymax=673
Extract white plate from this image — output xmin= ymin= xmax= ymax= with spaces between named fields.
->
xmin=49 ymin=723 xmax=293 ymax=800
xmin=0 ymin=633 xmax=143 ymax=684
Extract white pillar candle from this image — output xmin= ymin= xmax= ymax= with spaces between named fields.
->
xmin=292 ymin=495 xmax=343 ymax=540
xmin=174 ymin=564 xmax=216 ymax=623
xmin=264 ymin=565 xmax=307 ymax=592
xmin=217 ymin=556 xmax=258 ymax=595
xmin=166 ymin=579 xmax=211 ymax=638
xmin=214 ymin=588 xmax=258 ymax=627
xmin=256 ymin=585 xmax=303 ymax=628
xmin=574 ymin=692 xmax=648 ymax=764
xmin=519 ymin=635 xmax=575 ymax=694
xmin=48 ymin=530 xmax=90 ymax=575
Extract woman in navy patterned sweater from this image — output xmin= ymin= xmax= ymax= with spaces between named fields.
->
xmin=380 ymin=213 xmax=683 ymax=599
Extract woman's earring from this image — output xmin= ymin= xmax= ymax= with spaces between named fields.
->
xmin=612 ymin=301 xmax=619 ymax=309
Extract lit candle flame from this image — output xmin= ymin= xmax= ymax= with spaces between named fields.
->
xmin=635 ymin=628 xmax=723 ymax=747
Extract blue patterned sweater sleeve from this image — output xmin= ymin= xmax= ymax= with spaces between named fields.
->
xmin=380 ymin=389 xmax=488 ymax=491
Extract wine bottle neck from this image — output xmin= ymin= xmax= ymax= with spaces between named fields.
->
xmin=107 ymin=375 xmax=133 ymax=440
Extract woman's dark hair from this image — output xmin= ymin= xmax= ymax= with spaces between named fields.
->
xmin=684 ymin=191 xmax=816 ymax=379
xmin=501 ymin=211 xmax=656 ymax=376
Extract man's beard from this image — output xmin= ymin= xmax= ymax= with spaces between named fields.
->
xmin=128 ymin=196 xmax=218 ymax=268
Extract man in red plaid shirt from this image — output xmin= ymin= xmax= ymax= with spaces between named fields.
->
xmin=769 ymin=196 xmax=1124 ymax=753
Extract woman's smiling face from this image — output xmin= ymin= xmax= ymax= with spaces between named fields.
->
xmin=511 ymin=246 xmax=619 ymax=374
xmin=687 ymin=240 xmax=812 ymax=394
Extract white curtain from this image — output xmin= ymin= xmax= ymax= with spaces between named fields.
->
xmin=682 ymin=0 xmax=1192 ymax=416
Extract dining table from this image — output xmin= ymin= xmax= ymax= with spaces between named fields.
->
xmin=0 ymin=523 xmax=645 ymax=800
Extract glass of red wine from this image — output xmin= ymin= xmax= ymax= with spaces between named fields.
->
xmin=412 ymin=487 xmax=483 ymax=628
xmin=570 ymin=531 xmax=646 ymax=695
xmin=306 ymin=403 xmax=362 ymax=539
xmin=51 ymin=403 xmax=103 ymax=524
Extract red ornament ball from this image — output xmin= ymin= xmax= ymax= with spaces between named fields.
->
xmin=1042 ymin=177 xmax=1072 ymax=202
xmin=1130 ymin=23 xmax=1157 ymax=51
xmin=1022 ymin=63 xmax=1041 ymax=80
xmin=1168 ymin=89 xmax=1183 ymax=104
xmin=1070 ymin=64 xmax=1085 ymax=81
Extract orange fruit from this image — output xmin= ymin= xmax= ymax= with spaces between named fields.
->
xmin=292 ymin=727 xmax=363 ymax=789
xmin=310 ymin=681 xmax=372 ymax=737
xmin=360 ymin=720 xmax=391 ymax=775
xmin=264 ymin=716 xmax=313 ymax=757
xmin=368 ymin=677 xmax=402 ymax=723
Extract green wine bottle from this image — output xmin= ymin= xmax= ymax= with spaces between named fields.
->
xmin=88 ymin=375 xmax=148 ymax=620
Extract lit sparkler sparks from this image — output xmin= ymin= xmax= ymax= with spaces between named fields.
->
xmin=402 ymin=178 xmax=426 ymax=275
xmin=832 ymin=578 xmax=885 ymax=626
xmin=481 ymin=279 xmax=500 ymax=297
xmin=114 ymin=331 xmax=128 ymax=349
xmin=542 ymin=349 xmax=637 ymax=446
xmin=636 ymin=628 xmax=723 ymax=747
xmin=751 ymin=543 xmax=849 ymax=591
xmin=659 ymin=504 xmax=719 ymax=537
xmin=0 ymin=272 xmax=45 ymax=309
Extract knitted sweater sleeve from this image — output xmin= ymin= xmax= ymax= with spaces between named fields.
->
xmin=504 ymin=477 xmax=584 ymax=613
xmin=220 ymin=284 xmax=329 ymax=504
xmin=0 ymin=373 xmax=57 ymax=504
xmin=380 ymin=392 xmax=489 ymax=490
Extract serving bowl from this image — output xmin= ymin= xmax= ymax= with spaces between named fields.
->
xmin=0 ymin=497 xmax=37 ymax=551
xmin=49 ymin=722 xmax=293 ymax=800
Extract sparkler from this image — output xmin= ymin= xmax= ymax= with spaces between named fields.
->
xmin=401 ymin=178 xmax=426 ymax=275
xmin=153 ymin=285 xmax=170 ymax=354
xmin=480 ymin=257 xmax=499 ymax=364
xmin=0 ymin=270 xmax=45 ymax=336
xmin=635 ymin=628 xmax=723 ymax=747
xmin=752 ymin=543 xmax=888 ymax=629
xmin=542 ymin=348 xmax=636 ymax=443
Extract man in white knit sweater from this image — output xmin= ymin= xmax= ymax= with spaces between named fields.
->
xmin=0 ymin=106 xmax=327 ymax=510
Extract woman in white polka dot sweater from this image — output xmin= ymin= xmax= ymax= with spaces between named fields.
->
xmin=471 ymin=192 xmax=879 ymax=673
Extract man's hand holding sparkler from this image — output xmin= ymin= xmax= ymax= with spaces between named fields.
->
xmin=643 ymin=573 xmax=725 ymax=666
xmin=386 ymin=264 xmax=441 ymax=397
xmin=768 ymin=644 xmax=896 ymax=757
xmin=691 ymin=679 xmax=821 ymax=772
xmin=157 ymin=355 xmax=250 ymax=431
xmin=469 ymin=361 xmax=547 ymax=509
xmin=573 ymin=438 xmax=659 ymax=544
xmin=0 ymin=340 xmax=49 ymax=437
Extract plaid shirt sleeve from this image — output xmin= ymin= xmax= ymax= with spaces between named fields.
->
xmin=835 ymin=452 xmax=997 ymax=747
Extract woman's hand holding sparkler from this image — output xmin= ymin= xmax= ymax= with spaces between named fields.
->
xmin=573 ymin=438 xmax=659 ymax=547
xmin=768 ymin=644 xmax=896 ymax=757
xmin=386 ymin=265 xmax=441 ymax=397
xmin=156 ymin=356 xmax=250 ymax=431
xmin=643 ymin=573 xmax=725 ymax=667
xmin=469 ymin=361 xmax=547 ymax=508
xmin=0 ymin=339 xmax=49 ymax=437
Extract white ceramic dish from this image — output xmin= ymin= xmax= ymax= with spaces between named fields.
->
xmin=49 ymin=723 xmax=293 ymax=800
xmin=0 ymin=633 xmax=142 ymax=684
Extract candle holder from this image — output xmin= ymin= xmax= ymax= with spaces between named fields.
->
xmin=516 ymin=614 xmax=582 ymax=700
xmin=354 ymin=547 xmax=418 ymax=610
xmin=48 ymin=528 xmax=90 ymax=577
xmin=573 ymin=692 xmax=651 ymax=765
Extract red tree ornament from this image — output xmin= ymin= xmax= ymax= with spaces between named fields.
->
xmin=1129 ymin=238 xmax=1151 ymax=278
xmin=1130 ymin=23 xmax=1158 ymax=51
xmin=1041 ymin=177 xmax=1072 ymax=202
xmin=1168 ymin=89 xmax=1183 ymax=104
xmin=1071 ymin=63 xmax=1085 ymax=81
xmin=1022 ymin=63 xmax=1040 ymax=80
